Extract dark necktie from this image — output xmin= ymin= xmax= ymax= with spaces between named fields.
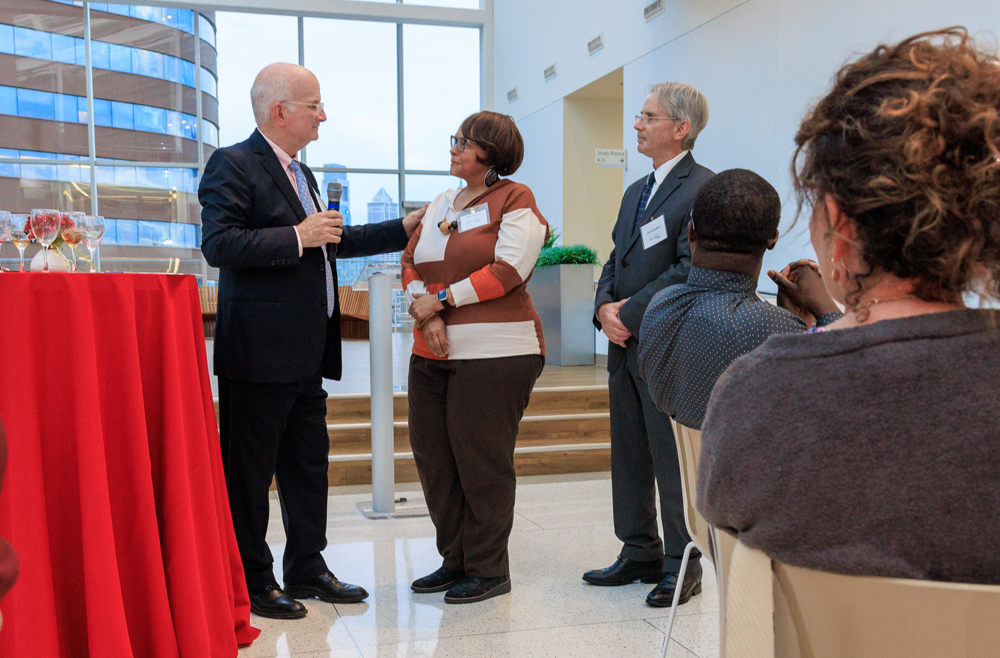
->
xmin=289 ymin=160 xmax=335 ymax=318
xmin=634 ymin=172 xmax=656 ymax=231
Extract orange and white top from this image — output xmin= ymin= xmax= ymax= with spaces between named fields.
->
xmin=401 ymin=179 xmax=549 ymax=360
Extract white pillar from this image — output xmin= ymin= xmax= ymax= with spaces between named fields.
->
xmin=368 ymin=272 xmax=395 ymax=513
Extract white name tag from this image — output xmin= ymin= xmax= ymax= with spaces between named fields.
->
xmin=641 ymin=215 xmax=668 ymax=249
xmin=457 ymin=203 xmax=491 ymax=232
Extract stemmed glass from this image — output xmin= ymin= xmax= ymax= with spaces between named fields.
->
xmin=30 ymin=209 xmax=61 ymax=272
xmin=9 ymin=214 xmax=31 ymax=272
xmin=0 ymin=212 xmax=10 ymax=273
xmin=82 ymin=215 xmax=105 ymax=272
xmin=62 ymin=212 xmax=86 ymax=272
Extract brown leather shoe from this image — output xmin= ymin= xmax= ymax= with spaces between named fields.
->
xmin=249 ymin=584 xmax=307 ymax=619
xmin=645 ymin=559 xmax=703 ymax=607
xmin=284 ymin=571 xmax=369 ymax=604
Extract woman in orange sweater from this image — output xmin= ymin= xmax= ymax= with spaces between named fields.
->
xmin=402 ymin=111 xmax=548 ymax=604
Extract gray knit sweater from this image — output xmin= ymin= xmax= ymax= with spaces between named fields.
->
xmin=697 ymin=309 xmax=1000 ymax=585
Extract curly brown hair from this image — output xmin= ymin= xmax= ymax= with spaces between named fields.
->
xmin=792 ymin=27 xmax=1000 ymax=305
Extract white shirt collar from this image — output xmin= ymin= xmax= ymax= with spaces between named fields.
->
xmin=652 ymin=150 xmax=689 ymax=186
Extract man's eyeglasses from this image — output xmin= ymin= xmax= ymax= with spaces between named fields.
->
xmin=634 ymin=113 xmax=679 ymax=125
xmin=450 ymin=135 xmax=478 ymax=152
xmin=283 ymin=100 xmax=325 ymax=112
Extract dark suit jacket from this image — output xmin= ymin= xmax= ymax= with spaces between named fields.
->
xmin=200 ymin=129 xmax=409 ymax=384
xmin=594 ymin=152 xmax=714 ymax=373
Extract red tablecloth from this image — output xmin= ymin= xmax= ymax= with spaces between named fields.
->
xmin=0 ymin=273 xmax=259 ymax=657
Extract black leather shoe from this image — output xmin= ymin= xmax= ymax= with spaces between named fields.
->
xmin=284 ymin=571 xmax=369 ymax=604
xmin=443 ymin=575 xmax=511 ymax=604
xmin=412 ymin=566 xmax=466 ymax=593
xmin=582 ymin=556 xmax=666 ymax=586
xmin=249 ymin=584 xmax=307 ymax=619
xmin=646 ymin=559 xmax=703 ymax=607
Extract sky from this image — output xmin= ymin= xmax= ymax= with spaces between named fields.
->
xmin=214 ymin=12 xmax=477 ymax=223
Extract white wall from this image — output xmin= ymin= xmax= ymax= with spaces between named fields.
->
xmin=509 ymin=99 xmax=564 ymax=240
xmin=496 ymin=0 xmax=1000 ymax=292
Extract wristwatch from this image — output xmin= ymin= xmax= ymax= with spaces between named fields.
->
xmin=437 ymin=288 xmax=453 ymax=308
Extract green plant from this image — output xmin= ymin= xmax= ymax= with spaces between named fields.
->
xmin=534 ymin=244 xmax=601 ymax=268
xmin=542 ymin=229 xmax=560 ymax=250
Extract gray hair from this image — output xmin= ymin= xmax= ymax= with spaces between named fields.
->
xmin=646 ymin=82 xmax=709 ymax=151
xmin=250 ymin=64 xmax=294 ymax=126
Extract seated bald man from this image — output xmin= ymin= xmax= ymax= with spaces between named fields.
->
xmin=200 ymin=63 xmax=424 ymax=619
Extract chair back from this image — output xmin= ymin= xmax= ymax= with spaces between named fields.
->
xmin=670 ymin=420 xmax=711 ymax=558
xmin=713 ymin=529 xmax=1000 ymax=658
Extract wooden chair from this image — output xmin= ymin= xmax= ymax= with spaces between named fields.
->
xmin=659 ymin=421 xmax=713 ymax=657
xmin=198 ymin=285 xmax=217 ymax=339
xmin=713 ymin=529 xmax=1000 ymax=658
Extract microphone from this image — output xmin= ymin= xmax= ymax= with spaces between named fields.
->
xmin=327 ymin=182 xmax=343 ymax=258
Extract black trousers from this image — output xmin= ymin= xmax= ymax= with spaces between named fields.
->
xmin=218 ymin=375 xmax=331 ymax=591
xmin=608 ymin=345 xmax=697 ymax=570
xmin=408 ymin=354 xmax=544 ymax=578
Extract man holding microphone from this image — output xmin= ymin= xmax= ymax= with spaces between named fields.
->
xmin=200 ymin=63 xmax=423 ymax=619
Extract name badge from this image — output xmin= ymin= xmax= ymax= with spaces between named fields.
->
xmin=641 ymin=215 xmax=668 ymax=249
xmin=457 ymin=203 xmax=491 ymax=232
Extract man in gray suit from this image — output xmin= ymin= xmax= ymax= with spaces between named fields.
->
xmin=584 ymin=82 xmax=714 ymax=607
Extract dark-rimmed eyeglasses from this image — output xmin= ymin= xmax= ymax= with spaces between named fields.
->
xmin=450 ymin=135 xmax=479 ymax=152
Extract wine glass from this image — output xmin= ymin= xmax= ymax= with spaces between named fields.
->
xmin=30 ymin=209 xmax=61 ymax=272
xmin=0 ymin=212 xmax=10 ymax=273
xmin=82 ymin=215 xmax=105 ymax=273
xmin=62 ymin=212 xmax=86 ymax=272
xmin=9 ymin=214 xmax=31 ymax=272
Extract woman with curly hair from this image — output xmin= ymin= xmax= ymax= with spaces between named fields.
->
xmin=697 ymin=28 xmax=1000 ymax=584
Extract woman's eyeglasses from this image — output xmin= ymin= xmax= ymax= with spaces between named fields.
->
xmin=450 ymin=135 xmax=478 ymax=152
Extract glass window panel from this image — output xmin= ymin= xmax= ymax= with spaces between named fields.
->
xmin=163 ymin=54 xmax=181 ymax=84
xmin=165 ymin=110 xmax=184 ymax=137
xmin=111 ymin=101 xmax=133 ymax=129
xmin=75 ymin=39 xmax=87 ymax=66
xmin=54 ymin=93 xmax=79 ymax=123
xmin=0 ymin=25 xmax=14 ymax=55
xmin=138 ymin=219 xmax=169 ymax=245
xmin=181 ymin=60 xmax=195 ymax=87
xmin=133 ymin=48 xmax=165 ymax=79
xmin=136 ymin=166 xmax=169 ymax=189
xmin=204 ymin=121 xmax=219 ymax=147
xmin=161 ymin=8 xmax=180 ymax=30
xmin=14 ymin=27 xmax=52 ymax=60
xmin=91 ymin=4 xmax=109 ymax=12
xmin=331 ymin=172 xmax=399 ymax=228
xmin=95 ymin=166 xmax=115 ymax=185
xmin=304 ymin=19 xmax=398 ymax=169
xmin=93 ymin=98 xmax=112 ymax=127
xmin=168 ymin=222 xmax=186 ymax=246
xmin=177 ymin=10 xmax=195 ymax=34
xmin=134 ymin=105 xmax=165 ymax=133
xmin=91 ymin=41 xmax=111 ymax=69
xmin=403 ymin=25 xmax=480 ymax=171
xmin=102 ymin=217 xmax=117 ymax=245
xmin=200 ymin=68 xmax=217 ymax=97
xmin=0 ymin=86 xmax=16 ymax=115
xmin=215 ymin=13 xmax=297 ymax=148
xmin=404 ymin=174 xmax=463 ymax=206
xmin=0 ymin=148 xmax=19 ymax=178
xmin=168 ymin=168 xmax=188 ymax=191
xmin=199 ymin=15 xmax=216 ymax=49
xmin=131 ymin=6 xmax=160 ymax=22
xmin=76 ymin=96 xmax=88 ymax=123
xmin=116 ymin=218 xmax=138 ymax=245
xmin=17 ymin=88 xmax=55 ymax=120
xmin=50 ymin=34 xmax=78 ymax=64
xmin=105 ymin=5 xmax=131 ymax=17
xmin=109 ymin=43 xmax=131 ymax=73
xmin=56 ymin=154 xmax=81 ymax=183
xmin=19 ymin=151 xmax=56 ymax=181
xmin=114 ymin=166 xmax=136 ymax=186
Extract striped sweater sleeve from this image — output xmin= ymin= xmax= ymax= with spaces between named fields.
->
xmin=401 ymin=219 xmax=428 ymax=304
xmin=450 ymin=193 xmax=548 ymax=307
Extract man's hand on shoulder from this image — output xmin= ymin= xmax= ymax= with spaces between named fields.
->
xmin=768 ymin=259 xmax=840 ymax=325
xmin=598 ymin=299 xmax=632 ymax=347
xmin=402 ymin=203 xmax=428 ymax=237
xmin=297 ymin=210 xmax=344 ymax=248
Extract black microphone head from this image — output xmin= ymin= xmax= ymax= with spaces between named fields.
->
xmin=327 ymin=181 xmax=343 ymax=204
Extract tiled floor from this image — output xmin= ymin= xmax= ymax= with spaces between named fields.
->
xmin=244 ymin=474 xmax=719 ymax=658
